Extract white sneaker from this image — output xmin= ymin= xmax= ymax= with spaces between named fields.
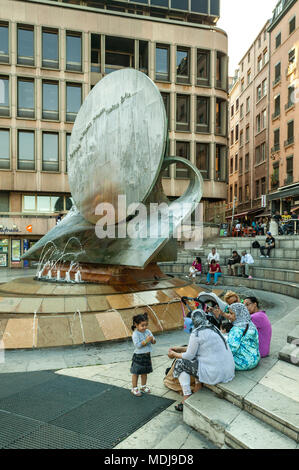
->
xmin=260 ymin=255 xmax=265 ymax=258
xmin=266 ymin=256 xmax=269 ymax=258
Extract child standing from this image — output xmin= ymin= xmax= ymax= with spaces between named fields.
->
xmin=130 ymin=313 xmax=156 ymax=397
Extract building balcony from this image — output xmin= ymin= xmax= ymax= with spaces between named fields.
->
xmin=284 ymin=137 xmax=294 ymax=147
xmin=271 ymin=144 xmax=280 ymax=153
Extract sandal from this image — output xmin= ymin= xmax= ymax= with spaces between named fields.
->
xmin=175 ymin=403 xmax=184 ymax=412
xmin=131 ymin=387 xmax=142 ymax=397
xmin=140 ymin=385 xmax=151 ymax=393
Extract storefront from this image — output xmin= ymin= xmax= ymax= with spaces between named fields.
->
xmin=268 ymin=184 xmax=299 ymax=215
xmin=0 ymin=217 xmax=56 ymax=268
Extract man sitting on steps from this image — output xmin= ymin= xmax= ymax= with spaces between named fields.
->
xmin=260 ymin=232 xmax=275 ymax=258
xmin=240 ymin=251 xmax=254 ymax=278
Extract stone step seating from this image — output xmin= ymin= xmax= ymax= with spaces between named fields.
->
xmin=183 ymin=381 xmax=298 ymax=449
xmin=279 ymin=326 xmax=299 ymax=367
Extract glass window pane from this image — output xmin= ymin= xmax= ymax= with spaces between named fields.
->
xmin=156 ymin=46 xmax=169 ymax=81
xmin=0 ymin=77 xmax=9 ymax=116
xmin=66 ymin=196 xmax=73 ymax=211
xmin=210 ymin=0 xmax=220 ymax=15
xmin=177 ymin=48 xmax=189 ymax=83
xmin=151 ymin=0 xmax=168 ymax=6
xmin=18 ymin=131 xmax=35 ymax=170
xmin=171 ymin=0 xmax=188 ymax=10
xmin=53 ymin=196 xmax=64 ymax=212
xmin=18 ymin=27 xmax=34 ymax=65
xmin=42 ymin=133 xmax=59 ymax=171
xmin=0 ymin=129 xmax=10 ymax=169
xmin=196 ymin=143 xmax=209 ymax=179
xmin=197 ymin=50 xmax=209 ymax=85
xmin=66 ymin=33 xmax=82 ymax=71
xmin=42 ymin=82 xmax=58 ymax=120
xmin=37 ymin=196 xmax=51 ymax=212
xmin=18 ymin=80 xmax=34 ymax=118
xmin=66 ymin=84 xmax=81 ymax=122
xmin=23 ymin=195 xmax=36 ymax=212
xmin=176 ymin=141 xmax=190 ymax=178
xmin=196 ymin=97 xmax=209 ymax=132
xmin=0 ymin=24 xmax=9 ymax=63
xmin=176 ymin=95 xmax=190 ymax=131
xmin=42 ymin=30 xmax=58 ymax=68
xmin=191 ymin=0 xmax=208 ymax=14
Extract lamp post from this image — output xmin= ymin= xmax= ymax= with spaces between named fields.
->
xmin=231 ymin=197 xmax=238 ymax=236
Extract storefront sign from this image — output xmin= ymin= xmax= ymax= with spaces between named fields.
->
xmin=0 ymin=226 xmax=21 ymax=234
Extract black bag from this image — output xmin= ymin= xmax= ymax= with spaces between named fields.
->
xmin=252 ymin=241 xmax=260 ymax=248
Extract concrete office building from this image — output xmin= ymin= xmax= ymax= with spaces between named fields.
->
xmin=0 ymin=0 xmax=228 ymax=267
xmin=267 ymin=0 xmax=299 ymax=213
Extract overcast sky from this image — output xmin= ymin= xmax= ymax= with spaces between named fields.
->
xmin=217 ymin=0 xmax=278 ymax=76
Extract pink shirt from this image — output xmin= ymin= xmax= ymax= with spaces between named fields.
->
xmin=192 ymin=261 xmax=202 ymax=272
xmin=251 ymin=311 xmax=272 ymax=358
xmin=210 ymin=263 xmax=221 ymax=273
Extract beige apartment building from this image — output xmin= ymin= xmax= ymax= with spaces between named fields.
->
xmin=268 ymin=0 xmax=299 ymax=213
xmin=227 ymin=22 xmax=270 ymax=223
xmin=0 ymin=0 xmax=228 ymax=267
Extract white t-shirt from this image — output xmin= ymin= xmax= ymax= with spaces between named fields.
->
xmin=207 ymin=252 xmax=220 ymax=264
xmin=235 ymin=223 xmax=241 ymax=232
xmin=241 ymin=253 xmax=254 ymax=264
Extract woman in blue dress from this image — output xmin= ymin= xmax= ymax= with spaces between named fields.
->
xmin=224 ymin=303 xmax=260 ymax=371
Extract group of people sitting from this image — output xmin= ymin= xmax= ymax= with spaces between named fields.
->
xmin=165 ymin=290 xmax=272 ymax=412
xmin=273 ymin=210 xmax=298 ymax=235
xmin=188 ymin=248 xmax=222 ymax=286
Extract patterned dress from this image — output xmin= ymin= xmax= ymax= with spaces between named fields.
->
xmin=227 ymin=325 xmax=260 ymax=371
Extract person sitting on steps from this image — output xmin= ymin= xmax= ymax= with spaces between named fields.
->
xmin=260 ymin=232 xmax=275 ymax=258
xmin=206 ymin=259 xmax=222 ymax=286
xmin=227 ymin=251 xmax=241 ymax=276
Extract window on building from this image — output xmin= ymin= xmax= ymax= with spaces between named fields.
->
xmin=261 ymin=142 xmax=266 ymax=162
xmin=241 ymin=78 xmax=244 ymax=92
xmin=66 ymin=31 xmax=82 ymax=71
xmin=273 ymin=128 xmax=280 ymax=151
xmin=215 ymin=145 xmax=226 ymax=181
xmin=156 ymin=44 xmax=170 ymax=81
xmin=230 ymin=129 xmax=234 ymax=145
xmin=274 ymin=94 xmax=280 ymax=117
xmin=247 ymin=70 xmax=251 ymax=85
xmin=139 ymin=41 xmax=148 ymax=75
xmin=66 ymin=133 xmax=71 ymax=173
xmin=286 ymin=120 xmax=294 ymax=145
xmin=246 ymin=125 xmax=250 ymax=142
xmin=17 ymin=24 xmax=34 ymax=66
xmin=176 ymin=47 xmax=190 ymax=84
xmin=42 ymin=132 xmax=59 ymax=171
xmin=245 ymin=153 xmax=249 ymax=171
xmin=175 ymin=141 xmax=190 ymax=179
xmin=289 ymin=16 xmax=296 ymax=35
xmin=286 ymin=156 xmax=293 ymax=184
xmin=105 ymin=36 xmax=134 ymax=74
xmin=240 ymin=130 xmax=244 ymax=146
xmin=17 ymin=78 xmax=35 ymax=118
xmin=235 ymin=124 xmax=239 ymax=142
xmin=261 ymin=177 xmax=266 ymax=195
xmin=90 ymin=33 xmax=101 ymax=73
xmin=257 ymin=55 xmax=262 ymax=72
xmin=0 ymin=76 xmax=9 ymax=116
xmin=0 ymin=22 xmax=9 ymax=63
xmin=18 ymin=130 xmax=35 ymax=170
xmin=287 ymin=85 xmax=295 ymax=107
xmin=272 ymin=163 xmax=279 ymax=188
xmin=248 ymin=52 xmax=250 ymax=62
xmin=256 ymin=180 xmax=260 ymax=198
xmin=216 ymin=98 xmax=227 ymax=136
xmin=258 ymin=36 xmax=261 ymax=48
xmin=0 ymin=192 xmax=9 ymax=212
xmin=42 ymin=81 xmax=59 ymax=120
xmin=246 ymin=96 xmax=250 ymax=113
xmin=263 ymin=49 xmax=268 ymax=65
xmin=231 ymin=104 xmax=234 ymax=117
xmin=196 ymin=96 xmax=209 ymax=133
xmin=274 ymin=62 xmax=281 ymax=85
xmin=239 ymin=157 xmax=243 ymax=175
xmin=196 ymin=143 xmax=209 ymax=180
xmin=176 ymin=94 xmax=190 ymax=131
xmin=42 ymin=28 xmax=59 ymax=69
xmin=197 ymin=49 xmax=210 ymax=86
xmin=234 ymin=183 xmax=238 ymax=199
xmin=235 ymin=153 xmax=238 ymax=172
xmin=160 ymin=92 xmax=170 ymax=130
xmin=230 ymin=158 xmax=233 ymax=174
xmin=236 ymin=98 xmax=239 ymax=111
xmin=240 ymin=103 xmax=244 ymax=119
xmin=239 ymin=186 xmax=243 ymax=203
xmin=0 ymin=129 xmax=10 ymax=169
xmin=256 ymin=114 xmax=261 ymax=133
xmin=261 ymin=109 xmax=267 ymax=129
xmin=288 ymin=48 xmax=296 ymax=65
xmin=245 ymin=184 xmax=250 ymax=200
xmin=229 ymin=185 xmax=233 ymax=203
xmin=66 ymin=83 xmax=82 ymax=122
xmin=262 ymin=79 xmax=267 ymax=97
xmin=276 ymin=32 xmax=281 ymax=48
xmin=216 ymin=51 xmax=227 ymax=90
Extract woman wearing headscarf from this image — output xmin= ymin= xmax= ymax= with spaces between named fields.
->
xmin=168 ymin=308 xmax=235 ymax=412
xmin=225 ymin=303 xmax=260 ymax=371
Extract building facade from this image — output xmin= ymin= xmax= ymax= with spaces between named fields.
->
xmin=0 ymin=0 xmax=228 ymax=267
xmin=227 ymin=22 xmax=270 ymax=222
xmin=268 ymin=0 xmax=299 ymax=213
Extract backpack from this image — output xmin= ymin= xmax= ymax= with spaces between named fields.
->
xmin=252 ymin=241 xmax=260 ymax=249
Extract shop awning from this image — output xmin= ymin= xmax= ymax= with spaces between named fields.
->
xmin=225 ymin=211 xmax=248 ymax=220
xmin=268 ymin=184 xmax=299 ymax=201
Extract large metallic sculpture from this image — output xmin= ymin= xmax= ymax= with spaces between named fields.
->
xmin=23 ymin=69 xmax=203 ymax=276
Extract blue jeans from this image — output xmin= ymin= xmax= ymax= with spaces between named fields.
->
xmin=207 ymin=272 xmax=222 ymax=284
